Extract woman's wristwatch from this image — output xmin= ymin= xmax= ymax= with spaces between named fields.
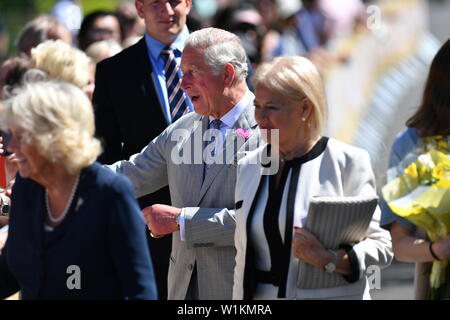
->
xmin=324 ymin=249 xmax=338 ymax=273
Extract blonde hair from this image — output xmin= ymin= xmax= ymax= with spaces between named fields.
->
xmin=31 ymin=39 xmax=91 ymax=89
xmin=253 ymin=56 xmax=328 ymax=136
xmin=0 ymin=79 xmax=101 ymax=174
xmin=85 ymin=39 xmax=122 ymax=64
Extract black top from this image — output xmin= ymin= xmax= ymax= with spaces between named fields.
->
xmin=243 ymin=137 xmax=329 ymax=299
xmin=0 ymin=163 xmax=157 ymax=300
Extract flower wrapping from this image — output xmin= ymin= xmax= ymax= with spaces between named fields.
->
xmin=382 ymin=136 xmax=450 ymax=299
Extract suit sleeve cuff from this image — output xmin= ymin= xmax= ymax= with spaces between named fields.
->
xmin=339 ymin=244 xmax=360 ymax=283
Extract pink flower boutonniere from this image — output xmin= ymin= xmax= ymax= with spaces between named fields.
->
xmin=235 ymin=128 xmax=251 ymax=140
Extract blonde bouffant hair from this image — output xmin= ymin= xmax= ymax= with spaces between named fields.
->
xmin=253 ymin=56 xmax=328 ymax=137
xmin=31 ymin=39 xmax=91 ymax=89
xmin=0 ymin=79 xmax=101 ymax=174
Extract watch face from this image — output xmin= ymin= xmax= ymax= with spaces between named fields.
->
xmin=325 ymin=262 xmax=336 ymax=273
xmin=324 ymin=250 xmax=338 ymax=273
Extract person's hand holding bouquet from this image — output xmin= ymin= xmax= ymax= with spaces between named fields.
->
xmin=383 ymin=136 xmax=450 ymax=299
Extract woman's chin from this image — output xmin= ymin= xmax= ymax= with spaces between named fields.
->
xmin=17 ymin=171 xmax=28 ymax=179
xmin=17 ymin=166 xmax=31 ymax=179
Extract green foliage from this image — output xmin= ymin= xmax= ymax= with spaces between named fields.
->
xmin=80 ymin=0 xmax=123 ymax=14
xmin=33 ymin=0 xmax=123 ymax=15
xmin=34 ymin=0 xmax=57 ymax=13
xmin=0 ymin=0 xmax=36 ymax=11
xmin=0 ymin=0 xmax=37 ymax=59
xmin=0 ymin=0 xmax=124 ymax=59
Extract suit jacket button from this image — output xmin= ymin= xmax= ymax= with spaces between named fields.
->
xmin=188 ymin=264 xmax=194 ymax=271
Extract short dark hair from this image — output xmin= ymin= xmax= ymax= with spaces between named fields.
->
xmin=406 ymin=38 xmax=450 ymax=137
xmin=78 ymin=10 xmax=121 ymax=51
xmin=0 ymin=55 xmax=31 ymax=99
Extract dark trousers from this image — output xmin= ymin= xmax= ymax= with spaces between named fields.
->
xmin=185 ymin=263 xmax=198 ymax=300
xmin=146 ymin=232 xmax=171 ymax=300
xmin=139 ymin=187 xmax=172 ymax=300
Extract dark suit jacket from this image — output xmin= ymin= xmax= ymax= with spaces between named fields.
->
xmin=0 ymin=163 xmax=157 ymax=300
xmin=93 ymin=37 xmax=172 ymax=299
xmin=94 ymin=38 xmax=169 ymax=165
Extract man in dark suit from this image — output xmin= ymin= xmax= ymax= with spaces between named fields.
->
xmin=93 ymin=0 xmax=193 ymax=300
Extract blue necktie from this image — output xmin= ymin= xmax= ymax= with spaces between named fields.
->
xmin=203 ymin=119 xmax=223 ymax=181
xmin=161 ymin=46 xmax=189 ymax=123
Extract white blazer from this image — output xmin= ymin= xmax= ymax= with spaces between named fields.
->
xmin=233 ymin=138 xmax=393 ymax=300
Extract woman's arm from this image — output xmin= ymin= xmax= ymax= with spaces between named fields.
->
xmin=292 ymin=227 xmax=352 ymax=275
xmin=0 ymin=241 xmax=20 ymax=299
xmin=391 ymin=221 xmax=450 ymax=262
xmin=342 ymin=149 xmax=394 ymax=279
xmin=107 ymin=176 xmax=158 ymax=300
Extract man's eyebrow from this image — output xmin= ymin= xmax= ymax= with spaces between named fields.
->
xmin=181 ymin=64 xmax=200 ymax=71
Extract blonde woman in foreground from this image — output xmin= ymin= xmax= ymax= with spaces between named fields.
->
xmin=0 ymin=79 xmax=156 ymax=299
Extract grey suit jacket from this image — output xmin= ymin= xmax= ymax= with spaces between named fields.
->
xmin=109 ymin=98 xmax=259 ymax=299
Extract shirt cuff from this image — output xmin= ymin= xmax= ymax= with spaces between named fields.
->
xmin=178 ymin=208 xmax=186 ymax=241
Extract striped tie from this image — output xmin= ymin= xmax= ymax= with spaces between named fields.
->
xmin=203 ymin=119 xmax=223 ymax=181
xmin=161 ymin=46 xmax=189 ymax=123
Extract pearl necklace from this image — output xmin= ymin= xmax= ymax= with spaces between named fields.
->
xmin=45 ymin=174 xmax=80 ymax=224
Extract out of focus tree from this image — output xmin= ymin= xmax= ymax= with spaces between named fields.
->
xmin=34 ymin=0 xmax=122 ymax=15
xmin=0 ymin=0 xmax=122 ymax=58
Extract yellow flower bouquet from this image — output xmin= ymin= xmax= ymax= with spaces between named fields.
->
xmin=382 ymin=136 xmax=450 ymax=299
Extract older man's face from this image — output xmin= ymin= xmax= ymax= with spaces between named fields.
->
xmin=180 ymin=46 xmax=226 ymax=117
xmin=136 ymin=0 xmax=191 ymax=45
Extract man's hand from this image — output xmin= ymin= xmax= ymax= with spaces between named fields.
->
xmin=142 ymin=204 xmax=181 ymax=237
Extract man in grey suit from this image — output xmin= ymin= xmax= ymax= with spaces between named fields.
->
xmin=108 ymin=27 xmax=260 ymax=299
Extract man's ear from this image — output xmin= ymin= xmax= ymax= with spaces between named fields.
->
xmin=184 ymin=0 xmax=193 ymax=16
xmin=223 ymin=63 xmax=236 ymax=87
xmin=135 ymin=0 xmax=145 ymax=19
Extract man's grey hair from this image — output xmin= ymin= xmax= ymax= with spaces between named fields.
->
xmin=185 ymin=27 xmax=248 ymax=82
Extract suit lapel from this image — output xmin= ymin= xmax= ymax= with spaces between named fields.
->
xmin=198 ymin=103 xmax=257 ymax=202
xmin=188 ymin=116 xmax=208 ymax=205
xmin=134 ymin=38 xmax=171 ymax=126
xmin=224 ymin=104 xmax=258 ymax=166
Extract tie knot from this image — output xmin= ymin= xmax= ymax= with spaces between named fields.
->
xmin=209 ymin=119 xmax=222 ymax=130
xmin=161 ymin=46 xmax=177 ymax=56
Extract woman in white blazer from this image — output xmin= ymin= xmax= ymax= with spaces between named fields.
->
xmin=233 ymin=56 xmax=393 ymax=300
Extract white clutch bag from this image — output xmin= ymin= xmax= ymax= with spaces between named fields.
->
xmin=297 ymin=195 xmax=379 ymax=289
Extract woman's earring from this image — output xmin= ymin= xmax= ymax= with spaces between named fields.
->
xmin=301 ymin=117 xmax=306 ymax=122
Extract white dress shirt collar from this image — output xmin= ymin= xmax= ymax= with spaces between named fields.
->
xmin=208 ymin=90 xmax=254 ymax=129
xmin=145 ymin=26 xmax=190 ymax=61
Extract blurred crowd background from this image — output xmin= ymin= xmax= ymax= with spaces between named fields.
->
xmin=1 ymin=0 xmax=450 ymax=299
